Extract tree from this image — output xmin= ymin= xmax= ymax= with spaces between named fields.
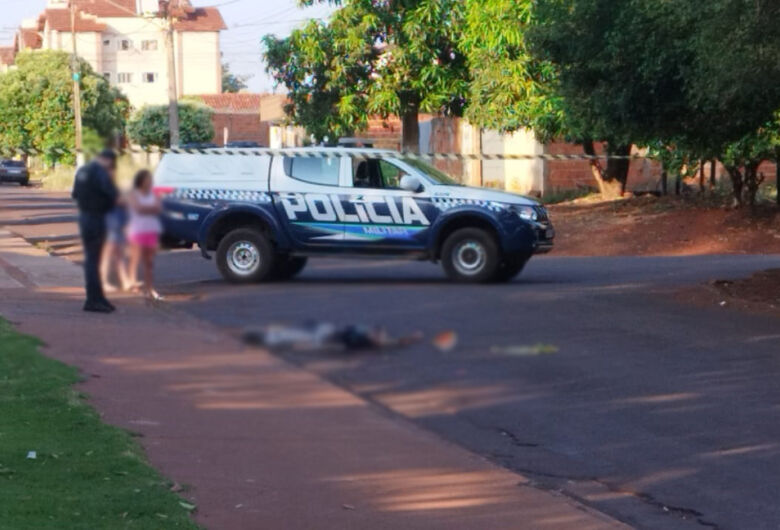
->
xmin=222 ymin=62 xmax=250 ymax=93
xmin=0 ymin=50 xmax=127 ymax=164
xmin=460 ymin=0 xmax=563 ymax=141
xmin=264 ymin=0 xmax=468 ymax=151
xmin=528 ymin=0 xmax=780 ymax=199
xmin=127 ymin=103 xmax=214 ymax=147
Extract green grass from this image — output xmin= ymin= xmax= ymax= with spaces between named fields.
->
xmin=0 ymin=319 xmax=201 ymax=530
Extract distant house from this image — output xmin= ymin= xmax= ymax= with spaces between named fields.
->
xmin=192 ymin=93 xmax=269 ymax=147
xmin=4 ymin=0 xmax=226 ymax=108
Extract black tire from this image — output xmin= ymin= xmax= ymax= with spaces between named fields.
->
xmin=20 ymin=179 xmax=30 ymax=187
xmin=493 ymin=254 xmax=530 ymax=282
xmin=216 ymin=228 xmax=275 ymax=283
xmin=271 ymin=255 xmax=308 ymax=281
xmin=441 ymin=227 xmax=501 ymax=283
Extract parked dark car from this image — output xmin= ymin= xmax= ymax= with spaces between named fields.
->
xmin=0 ymin=159 xmax=29 ymax=186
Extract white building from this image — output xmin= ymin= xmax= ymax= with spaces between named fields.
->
xmin=4 ymin=0 xmax=225 ymax=108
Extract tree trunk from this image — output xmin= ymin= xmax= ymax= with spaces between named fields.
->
xmin=675 ymin=173 xmax=681 ymax=195
xmin=699 ymin=161 xmax=705 ymax=193
xmin=725 ymin=166 xmax=744 ymax=207
xmin=661 ymin=170 xmax=668 ymax=195
xmin=582 ymin=140 xmax=631 ymax=198
xmin=776 ymin=148 xmax=780 ymax=207
xmin=400 ymin=98 xmax=420 ymax=154
xmin=710 ymin=159 xmax=717 ymax=190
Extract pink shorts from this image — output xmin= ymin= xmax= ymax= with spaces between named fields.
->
xmin=129 ymin=232 xmax=159 ymax=249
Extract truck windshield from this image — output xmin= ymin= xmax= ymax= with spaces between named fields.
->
xmin=401 ymin=158 xmax=462 ymax=186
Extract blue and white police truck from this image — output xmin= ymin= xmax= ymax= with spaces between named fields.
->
xmin=154 ymin=147 xmax=554 ymax=283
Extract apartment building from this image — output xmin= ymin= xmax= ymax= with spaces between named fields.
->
xmin=2 ymin=0 xmax=225 ymax=108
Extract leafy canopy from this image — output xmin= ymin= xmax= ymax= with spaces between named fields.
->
xmin=0 ymin=50 xmax=127 ymax=164
xmin=127 ymin=103 xmax=214 ymax=147
xmin=222 ymin=62 xmax=250 ymax=93
xmin=460 ymin=0 xmax=564 ymax=142
xmin=264 ymin=0 xmax=468 ymax=147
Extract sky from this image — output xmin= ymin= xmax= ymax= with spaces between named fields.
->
xmin=0 ymin=0 xmax=335 ymax=93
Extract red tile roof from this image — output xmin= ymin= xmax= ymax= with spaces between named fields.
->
xmin=173 ymin=7 xmax=227 ymax=32
xmin=44 ymin=9 xmax=106 ymax=32
xmin=194 ymin=93 xmax=262 ymax=113
xmin=0 ymin=47 xmax=16 ymax=66
xmin=18 ymin=28 xmax=43 ymax=49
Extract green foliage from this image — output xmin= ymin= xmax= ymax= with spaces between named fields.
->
xmin=0 ymin=319 xmax=200 ymax=529
xmin=264 ymin=0 xmax=469 ymax=148
xmin=460 ymin=0 xmax=564 ymax=142
xmin=127 ymin=103 xmax=214 ymax=147
xmin=222 ymin=62 xmax=250 ymax=93
xmin=0 ymin=50 xmax=128 ymax=164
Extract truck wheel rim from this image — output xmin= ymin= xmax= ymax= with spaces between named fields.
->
xmin=453 ymin=241 xmax=486 ymax=276
xmin=227 ymin=241 xmax=260 ymax=276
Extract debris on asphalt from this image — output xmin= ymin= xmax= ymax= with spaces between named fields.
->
xmin=242 ymin=322 xmax=423 ymax=352
xmin=342 ymin=504 xmax=356 ymax=510
xmin=491 ymin=344 xmax=559 ymax=357
xmin=26 ymin=451 xmax=36 ymax=460
xmin=432 ymin=330 xmax=458 ymax=352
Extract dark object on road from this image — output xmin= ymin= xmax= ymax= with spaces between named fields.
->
xmin=242 ymin=322 xmax=423 ymax=352
xmin=72 ymin=151 xmax=119 ymax=312
xmin=0 ymin=159 xmax=30 ymax=186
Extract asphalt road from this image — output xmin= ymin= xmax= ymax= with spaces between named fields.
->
xmin=155 ymin=250 xmax=780 ymax=530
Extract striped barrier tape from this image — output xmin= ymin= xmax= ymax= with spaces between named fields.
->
xmin=0 ymin=145 xmax=651 ymax=161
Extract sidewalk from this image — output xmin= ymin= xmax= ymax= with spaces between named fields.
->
xmin=0 ymin=232 xmax=627 ymax=530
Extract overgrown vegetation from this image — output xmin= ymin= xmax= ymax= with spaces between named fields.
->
xmin=0 ymin=319 xmax=199 ymax=529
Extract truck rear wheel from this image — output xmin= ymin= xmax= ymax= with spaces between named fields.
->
xmin=441 ymin=228 xmax=500 ymax=283
xmin=272 ymin=256 xmax=308 ymax=280
xmin=216 ymin=228 xmax=275 ymax=283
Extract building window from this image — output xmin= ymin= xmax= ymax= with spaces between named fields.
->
xmin=103 ymin=39 xmax=111 ymax=47
xmin=117 ymin=73 xmax=132 ymax=84
xmin=141 ymin=40 xmax=158 ymax=51
xmin=103 ymin=72 xmax=110 ymax=81
xmin=119 ymin=39 xmax=131 ymax=51
xmin=142 ymin=72 xmax=157 ymax=83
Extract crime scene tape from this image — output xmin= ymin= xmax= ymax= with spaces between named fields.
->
xmin=0 ymin=145 xmax=651 ymax=161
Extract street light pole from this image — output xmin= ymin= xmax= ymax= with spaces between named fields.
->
xmin=160 ymin=0 xmax=180 ymax=148
xmin=70 ymin=1 xmax=84 ymax=166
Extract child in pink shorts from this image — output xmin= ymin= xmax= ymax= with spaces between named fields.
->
xmin=127 ymin=169 xmax=163 ymax=300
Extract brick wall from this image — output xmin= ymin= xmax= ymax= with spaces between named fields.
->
xmin=210 ymin=112 xmax=270 ymax=146
xmin=545 ymin=141 xmax=664 ymax=192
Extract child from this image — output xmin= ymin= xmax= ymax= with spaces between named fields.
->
xmin=101 ymin=199 xmax=130 ymax=293
xmin=127 ymin=169 xmax=163 ymax=300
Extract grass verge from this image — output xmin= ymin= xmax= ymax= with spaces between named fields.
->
xmin=0 ymin=319 xmax=200 ymax=529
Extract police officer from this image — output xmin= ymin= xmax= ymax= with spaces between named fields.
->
xmin=72 ymin=149 xmax=119 ymax=313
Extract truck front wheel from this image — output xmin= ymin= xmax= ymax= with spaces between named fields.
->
xmin=441 ymin=228 xmax=501 ymax=283
xmin=216 ymin=228 xmax=275 ymax=283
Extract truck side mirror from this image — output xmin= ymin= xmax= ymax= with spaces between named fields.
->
xmin=400 ymin=175 xmax=424 ymax=193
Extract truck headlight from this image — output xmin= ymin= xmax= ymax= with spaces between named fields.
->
xmin=516 ymin=206 xmax=538 ymax=222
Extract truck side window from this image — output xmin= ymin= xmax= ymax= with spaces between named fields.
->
xmin=351 ymin=158 xmax=405 ymax=189
xmin=284 ymin=157 xmax=340 ymax=186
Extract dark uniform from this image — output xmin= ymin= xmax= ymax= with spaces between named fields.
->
xmin=71 ymin=160 xmax=118 ymax=309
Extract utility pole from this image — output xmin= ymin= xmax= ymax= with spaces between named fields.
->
xmin=160 ymin=0 xmax=180 ymax=147
xmin=70 ymin=1 xmax=84 ymax=166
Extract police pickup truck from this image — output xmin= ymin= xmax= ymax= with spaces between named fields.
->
xmin=154 ymin=147 xmax=554 ymax=283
